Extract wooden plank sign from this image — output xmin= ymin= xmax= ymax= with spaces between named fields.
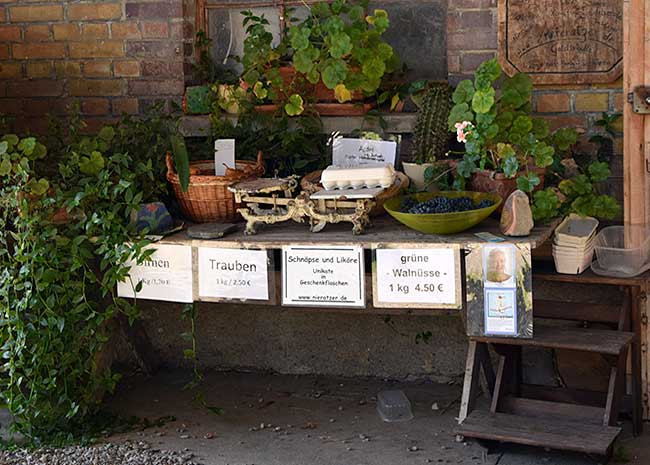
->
xmin=372 ymin=245 xmax=462 ymax=309
xmin=282 ymin=246 xmax=365 ymax=308
xmin=498 ymin=0 xmax=623 ymax=84
xmin=117 ymin=244 xmax=194 ymax=303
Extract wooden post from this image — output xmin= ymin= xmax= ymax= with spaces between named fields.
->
xmin=623 ymin=0 xmax=648 ymax=227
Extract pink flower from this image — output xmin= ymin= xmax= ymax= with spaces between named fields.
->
xmin=455 ymin=121 xmax=472 ymax=143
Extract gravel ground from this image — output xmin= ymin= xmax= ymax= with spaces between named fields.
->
xmin=0 ymin=440 xmax=202 ymax=465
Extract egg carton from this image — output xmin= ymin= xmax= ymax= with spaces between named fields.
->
xmin=320 ymin=164 xmax=396 ymax=190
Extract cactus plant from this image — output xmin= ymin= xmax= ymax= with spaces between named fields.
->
xmin=413 ymin=82 xmax=451 ymax=164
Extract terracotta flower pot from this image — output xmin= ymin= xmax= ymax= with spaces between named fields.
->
xmin=469 ymin=167 xmax=546 ymax=205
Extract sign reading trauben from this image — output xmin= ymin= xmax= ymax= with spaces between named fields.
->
xmin=373 ymin=246 xmax=461 ymax=309
xmin=282 ymin=246 xmax=365 ymax=307
xmin=198 ymin=248 xmax=270 ymax=301
xmin=117 ymin=243 xmax=193 ymax=303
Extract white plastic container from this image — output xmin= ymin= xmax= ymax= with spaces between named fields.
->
xmin=321 ymin=164 xmax=396 ymax=190
xmin=376 ymin=390 xmax=413 ymax=423
xmin=594 ymin=225 xmax=650 ymax=275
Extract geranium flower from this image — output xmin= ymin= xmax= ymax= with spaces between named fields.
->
xmin=455 ymin=121 xmax=472 ymax=143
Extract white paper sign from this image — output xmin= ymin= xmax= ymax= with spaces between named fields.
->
xmin=282 ymin=246 xmax=365 ymax=307
xmin=118 ymin=244 xmax=193 ymax=303
xmin=374 ymin=248 xmax=460 ymax=308
xmin=484 ymin=288 xmax=517 ymax=335
xmin=332 ymin=138 xmax=397 ymax=167
xmin=214 ymin=139 xmax=235 ymax=176
xmin=198 ymin=248 xmax=269 ymax=301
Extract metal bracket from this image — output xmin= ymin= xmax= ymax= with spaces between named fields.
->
xmin=630 ymin=87 xmax=650 ymax=114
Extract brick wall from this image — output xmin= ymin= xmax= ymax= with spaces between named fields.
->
xmin=447 ymin=0 xmax=624 ymax=201
xmin=0 ymin=1 xmax=186 ymax=133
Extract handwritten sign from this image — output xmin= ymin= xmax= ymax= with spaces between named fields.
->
xmin=117 ymin=244 xmax=193 ymax=303
xmin=373 ymin=247 xmax=461 ymax=309
xmin=214 ymin=139 xmax=235 ymax=176
xmin=282 ymin=246 xmax=365 ymax=307
xmin=198 ymin=248 xmax=270 ymax=302
xmin=332 ymin=138 xmax=397 ymax=167
xmin=498 ymin=0 xmax=623 ymax=84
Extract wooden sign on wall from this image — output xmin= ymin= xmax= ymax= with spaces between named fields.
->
xmin=498 ymin=0 xmax=623 ymax=84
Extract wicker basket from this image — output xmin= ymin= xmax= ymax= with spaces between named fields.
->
xmin=166 ymin=152 xmax=264 ymax=223
xmin=300 ymin=170 xmax=410 ymax=217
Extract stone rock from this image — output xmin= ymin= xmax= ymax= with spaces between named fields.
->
xmin=500 ymin=190 xmax=534 ymax=237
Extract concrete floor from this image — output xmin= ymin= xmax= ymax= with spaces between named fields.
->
xmin=103 ymin=370 xmax=650 ymax=465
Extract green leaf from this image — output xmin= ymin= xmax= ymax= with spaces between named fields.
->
xmin=289 ymin=26 xmax=311 ymax=51
xmin=453 ymin=80 xmax=475 ymax=104
xmin=496 ymin=143 xmax=516 ymax=160
xmin=79 ymin=151 xmax=105 ymax=176
xmin=322 ymin=59 xmax=348 ymax=89
xmin=293 ymin=47 xmax=318 ymax=74
xmin=552 ymin=128 xmax=579 ymax=151
xmin=588 ymin=161 xmax=610 ymax=182
xmin=328 ymin=32 xmax=352 ymax=59
xmin=501 ymin=73 xmax=533 ymax=109
xmin=532 ymin=143 xmax=555 ymax=168
xmin=511 ymin=115 xmax=533 ymax=135
xmin=98 ymin=126 xmax=115 ymax=142
xmin=591 ymin=195 xmax=620 ymax=219
xmin=170 ymin=134 xmax=190 ymax=192
xmin=502 ymin=153 xmax=519 ymax=178
xmin=531 ymin=118 xmax=550 ymax=140
xmin=532 ymin=189 xmax=561 ymax=222
xmin=26 ymin=178 xmax=50 ymax=196
xmin=1 ymin=134 xmax=18 ymax=148
xmin=361 ymin=56 xmax=386 ymax=80
xmin=516 ymin=172 xmax=541 ymax=193
xmin=366 ymin=9 xmax=389 ymax=31
xmin=17 ymin=137 xmax=36 ymax=156
xmin=284 ymin=94 xmax=304 ymax=116
xmin=448 ymin=103 xmax=474 ymax=130
xmin=471 ymin=87 xmax=495 ymax=114
xmin=32 ymin=142 xmax=47 ymax=159
xmin=253 ymin=81 xmax=268 ymax=100
xmin=0 ymin=141 xmax=7 ymax=156
xmin=334 ymin=84 xmax=352 ymax=103
xmin=0 ymin=157 xmax=11 ymax=176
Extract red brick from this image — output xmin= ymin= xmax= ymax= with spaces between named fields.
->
xmin=448 ymin=30 xmax=497 ymax=52
xmin=126 ymin=40 xmax=179 ymax=58
xmin=0 ymin=62 xmax=21 ymax=79
xmin=53 ymin=24 xmax=81 ymax=41
xmin=55 ymin=61 xmax=82 ymax=77
xmin=69 ymin=79 xmax=123 ymax=96
xmin=83 ymin=60 xmax=112 ymax=77
xmin=128 ymin=79 xmax=184 ymax=96
xmin=0 ymin=98 xmax=23 ymax=115
xmin=536 ymin=93 xmax=571 ymax=113
xmin=69 ymin=41 xmax=124 ymax=58
xmin=114 ymin=60 xmax=139 ymax=77
xmin=111 ymin=22 xmax=140 ymax=39
xmin=112 ymin=97 xmax=139 ymax=115
xmin=461 ymin=52 xmax=496 ymax=73
xmin=575 ymin=93 xmax=609 ymax=112
xmin=126 ymin=2 xmax=183 ymax=19
xmin=68 ymin=3 xmax=122 ymax=21
xmin=170 ymin=21 xmax=184 ymax=40
xmin=0 ymin=83 xmax=6 ymax=98
xmin=142 ymin=21 xmax=168 ymax=38
xmin=0 ymin=45 xmax=9 ymax=60
xmin=22 ymin=99 xmax=54 ymax=117
xmin=82 ymin=23 xmax=109 ymax=39
xmin=0 ymin=25 xmax=20 ymax=41
xmin=459 ymin=10 xmax=494 ymax=29
xmin=26 ymin=62 xmax=52 ymax=78
xmin=13 ymin=42 xmax=65 ymax=59
xmin=10 ymin=5 xmax=63 ymax=22
xmin=24 ymin=25 xmax=50 ymax=42
xmin=544 ymin=115 xmax=587 ymax=132
xmin=0 ymin=7 xmax=5 ymax=23
xmin=141 ymin=60 xmax=182 ymax=77
xmin=8 ymin=79 xmax=64 ymax=97
xmin=82 ymin=98 xmax=110 ymax=115
xmin=82 ymin=117 xmax=119 ymax=134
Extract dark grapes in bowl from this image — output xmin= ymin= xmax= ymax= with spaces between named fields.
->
xmin=384 ymin=191 xmax=502 ymax=234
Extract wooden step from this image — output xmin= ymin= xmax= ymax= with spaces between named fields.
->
xmin=471 ymin=326 xmax=633 ymax=355
xmin=500 ymin=396 xmax=605 ymax=425
xmin=456 ymin=410 xmax=621 ymax=456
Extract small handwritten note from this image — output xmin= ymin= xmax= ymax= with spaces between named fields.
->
xmin=332 ymin=138 xmax=397 ymax=167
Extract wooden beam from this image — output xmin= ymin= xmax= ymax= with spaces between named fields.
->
xmin=624 ymin=0 xmax=647 ymax=227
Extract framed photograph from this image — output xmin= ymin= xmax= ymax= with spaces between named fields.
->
xmin=482 ymin=244 xmax=516 ymax=288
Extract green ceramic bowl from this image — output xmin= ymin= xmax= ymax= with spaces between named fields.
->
xmin=384 ymin=191 xmax=503 ymax=235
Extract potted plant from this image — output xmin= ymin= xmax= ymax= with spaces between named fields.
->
xmin=240 ymin=0 xmax=399 ymax=116
xmin=447 ymin=58 xmax=578 ymax=200
xmin=402 ymin=82 xmax=451 ymax=191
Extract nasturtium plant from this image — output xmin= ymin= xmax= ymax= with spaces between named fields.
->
xmin=241 ymin=0 xmax=398 ymax=115
xmin=448 ymin=58 xmax=580 ymax=193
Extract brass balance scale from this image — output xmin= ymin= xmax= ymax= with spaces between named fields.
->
xmin=228 ymin=177 xmax=384 ymax=235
